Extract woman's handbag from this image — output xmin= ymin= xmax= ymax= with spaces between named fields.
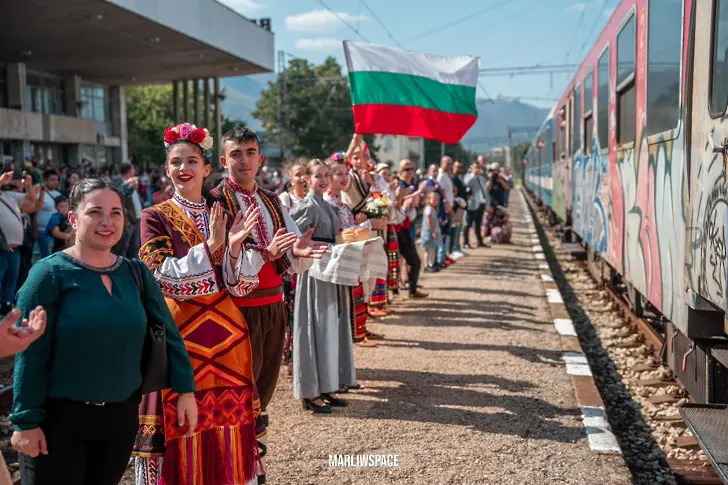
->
xmin=127 ymin=259 xmax=171 ymax=394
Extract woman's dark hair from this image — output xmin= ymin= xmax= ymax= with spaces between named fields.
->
xmin=69 ymin=178 xmax=125 ymax=212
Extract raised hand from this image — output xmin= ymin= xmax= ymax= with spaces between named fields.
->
xmin=0 ymin=306 xmax=47 ymax=358
xmin=292 ymin=228 xmax=329 ymax=259
xmin=229 ymin=207 xmax=261 ymax=257
xmin=0 ymin=171 xmax=13 ymax=187
xmin=266 ymin=228 xmax=298 ymax=261
xmin=207 ymin=202 xmax=227 ymax=254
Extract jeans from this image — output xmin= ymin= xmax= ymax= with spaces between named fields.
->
xmin=464 ymin=205 xmax=485 ymax=247
xmin=396 ymin=227 xmax=421 ymax=294
xmin=36 ymin=233 xmax=51 ymax=259
xmin=437 ymin=224 xmax=452 ymax=264
xmin=0 ymin=249 xmax=21 ymax=308
xmin=450 ymin=223 xmax=463 ymax=253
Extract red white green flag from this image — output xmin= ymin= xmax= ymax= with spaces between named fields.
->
xmin=343 ymin=40 xmax=480 ymax=144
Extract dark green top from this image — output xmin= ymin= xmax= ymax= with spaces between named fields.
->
xmin=10 ymin=252 xmax=196 ymax=431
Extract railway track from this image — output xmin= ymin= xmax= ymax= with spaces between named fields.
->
xmin=523 ymin=188 xmax=722 ymax=485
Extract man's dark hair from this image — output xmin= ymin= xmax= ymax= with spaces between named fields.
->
xmin=43 ymin=169 xmax=58 ymax=180
xmin=221 ymin=126 xmax=260 ymax=150
xmin=119 ymin=162 xmax=134 ymax=177
xmin=54 ymin=195 xmax=69 ymax=207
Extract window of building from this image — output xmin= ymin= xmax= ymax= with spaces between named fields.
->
xmin=598 ymin=47 xmax=610 ymax=148
xmin=647 ymin=0 xmax=682 ymax=133
xmin=617 ymin=13 xmax=636 ymax=144
xmin=384 ymin=135 xmax=394 ymax=150
xmin=711 ymin=0 xmax=728 ymax=116
xmin=572 ymin=87 xmax=581 ymax=155
xmin=25 ymin=73 xmax=64 ymax=115
xmin=81 ymin=86 xmax=108 ymax=123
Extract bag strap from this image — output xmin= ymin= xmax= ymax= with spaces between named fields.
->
xmin=127 ymin=258 xmax=145 ymax=300
xmin=0 ymin=195 xmax=23 ymax=224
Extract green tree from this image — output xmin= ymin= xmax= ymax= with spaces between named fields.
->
xmin=253 ymin=57 xmax=377 ymax=158
xmin=126 ymin=84 xmax=174 ymax=167
xmin=513 ymin=140 xmax=531 ymax=182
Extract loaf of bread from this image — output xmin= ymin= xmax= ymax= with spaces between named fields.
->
xmin=339 ymin=227 xmax=371 ymax=243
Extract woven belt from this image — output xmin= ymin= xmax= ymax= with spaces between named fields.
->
xmin=238 ymin=286 xmax=283 ymax=299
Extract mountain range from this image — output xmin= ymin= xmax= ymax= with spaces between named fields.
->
xmin=221 ymin=75 xmax=551 ymax=152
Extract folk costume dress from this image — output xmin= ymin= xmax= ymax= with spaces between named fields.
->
xmin=290 ymin=192 xmax=357 ymax=399
xmin=133 ymin=193 xmax=263 ymax=485
xmin=278 ymin=190 xmax=305 ymax=366
xmin=342 ymin=170 xmax=390 ymax=309
xmin=324 ymin=191 xmax=370 ymax=343
xmin=210 ymin=180 xmax=312 ymax=419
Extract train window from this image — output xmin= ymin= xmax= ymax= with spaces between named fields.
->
xmin=647 ymin=0 xmax=682 ymax=134
xmin=598 ymin=47 xmax=610 ymax=149
xmin=617 ymin=15 xmax=636 ymax=86
xmin=585 ymin=116 xmax=594 ymax=155
xmin=617 ymin=14 xmax=636 ymax=144
xmin=710 ymin=0 xmax=728 ymax=116
xmin=558 ymin=106 xmax=566 ymax=157
xmin=618 ymin=87 xmax=636 ymax=144
xmin=572 ymin=86 xmax=581 ymax=154
xmin=584 ymin=71 xmax=594 ymax=115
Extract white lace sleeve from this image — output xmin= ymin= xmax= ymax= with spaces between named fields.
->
xmin=154 ymin=243 xmax=219 ymax=300
xmin=223 ymin=248 xmax=263 ymax=297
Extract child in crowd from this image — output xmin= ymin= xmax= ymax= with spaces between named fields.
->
xmin=45 ymin=196 xmax=71 ymax=253
xmin=420 ymin=191 xmax=442 ymax=273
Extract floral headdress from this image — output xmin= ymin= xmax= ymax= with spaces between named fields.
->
xmin=164 ymin=122 xmax=214 ymax=152
xmin=329 ymin=151 xmax=353 ymax=170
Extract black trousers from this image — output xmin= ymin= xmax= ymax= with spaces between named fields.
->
xmin=464 ymin=205 xmax=485 ymax=246
xmin=19 ymin=394 xmax=140 ymax=485
xmin=396 ymin=227 xmax=421 ymax=294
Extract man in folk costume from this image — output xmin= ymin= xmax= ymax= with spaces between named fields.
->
xmin=210 ymin=127 xmax=327 ymax=434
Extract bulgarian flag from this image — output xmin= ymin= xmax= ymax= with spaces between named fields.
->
xmin=343 ymin=40 xmax=480 ymax=145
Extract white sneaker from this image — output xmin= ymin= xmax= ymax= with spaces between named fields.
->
xmin=453 ymin=250 xmax=466 ymax=259
xmin=448 ymin=252 xmax=463 ymax=261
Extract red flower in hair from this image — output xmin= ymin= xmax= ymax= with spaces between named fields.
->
xmin=164 ymin=127 xmax=180 ymax=144
xmin=189 ymin=128 xmax=206 ymax=144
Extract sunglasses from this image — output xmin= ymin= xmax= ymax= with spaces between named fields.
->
xmin=401 ymin=167 xmax=414 ymax=172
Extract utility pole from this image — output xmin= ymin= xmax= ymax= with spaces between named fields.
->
xmin=277 ymin=50 xmax=285 ymax=160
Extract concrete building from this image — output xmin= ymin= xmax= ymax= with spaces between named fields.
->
xmin=0 ymin=0 xmax=274 ymax=167
xmin=373 ymin=134 xmax=426 ymax=170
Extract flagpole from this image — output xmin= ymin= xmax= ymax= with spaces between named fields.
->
xmin=440 ymin=142 xmax=445 ymax=158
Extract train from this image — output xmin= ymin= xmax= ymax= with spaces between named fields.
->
xmin=523 ymin=0 xmax=728 ymax=480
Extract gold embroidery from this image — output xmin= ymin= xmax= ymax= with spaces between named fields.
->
xmin=156 ymin=200 xmax=205 ymax=248
xmin=139 ymin=236 xmax=174 ymax=271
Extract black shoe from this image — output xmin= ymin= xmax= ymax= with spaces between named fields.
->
xmin=336 ymin=385 xmax=349 ymax=393
xmin=321 ymin=393 xmax=348 ymax=407
xmin=302 ymin=398 xmax=333 ymax=413
xmin=463 ymin=244 xmax=472 ymax=249
xmin=347 ymin=383 xmax=362 ymax=390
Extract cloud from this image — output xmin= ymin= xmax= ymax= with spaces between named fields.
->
xmin=567 ymin=2 xmax=587 ymax=12
xmin=218 ymin=0 xmax=264 ymax=14
xmin=295 ymin=37 xmax=343 ymax=51
xmin=285 ymin=9 xmax=367 ymax=33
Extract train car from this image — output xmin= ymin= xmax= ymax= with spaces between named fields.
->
xmin=526 ymin=1 xmax=728 ymax=479
xmin=524 ymin=111 xmax=555 ymax=208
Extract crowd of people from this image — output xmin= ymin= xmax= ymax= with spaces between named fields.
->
xmin=0 ymin=123 xmax=513 ymax=485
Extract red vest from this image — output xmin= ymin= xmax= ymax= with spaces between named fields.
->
xmin=231 ymin=262 xmax=283 ymax=308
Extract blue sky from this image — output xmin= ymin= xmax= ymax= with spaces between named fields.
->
xmin=219 ymin=0 xmax=620 ymax=108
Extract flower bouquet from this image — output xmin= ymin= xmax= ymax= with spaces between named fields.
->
xmin=363 ymin=192 xmax=388 ymax=219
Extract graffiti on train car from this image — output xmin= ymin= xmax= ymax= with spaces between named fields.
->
xmin=692 ymin=151 xmax=728 ymax=310
xmin=570 ymin=139 xmax=608 ymax=253
xmin=552 ymin=159 xmax=568 ymax=221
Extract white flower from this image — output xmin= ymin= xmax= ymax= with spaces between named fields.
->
xmin=200 ymin=135 xmax=214 ymax=150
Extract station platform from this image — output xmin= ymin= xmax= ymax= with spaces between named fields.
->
xmin=265 ymin=188 xmax=632 ymax=485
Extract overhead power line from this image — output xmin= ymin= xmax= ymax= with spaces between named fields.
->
xmin=314 ymin=0 xmax=370 ymax=42
xmin=579 ymin=0 xmax=612 ymax=55
xmin=402 ymin=0 xmax=517 ymax=45
xmin=360 ymin=0 xmax=401 ymax=46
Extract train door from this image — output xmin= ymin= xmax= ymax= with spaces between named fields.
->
xmin=686 ymin=0 xmax=728 ymax=334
